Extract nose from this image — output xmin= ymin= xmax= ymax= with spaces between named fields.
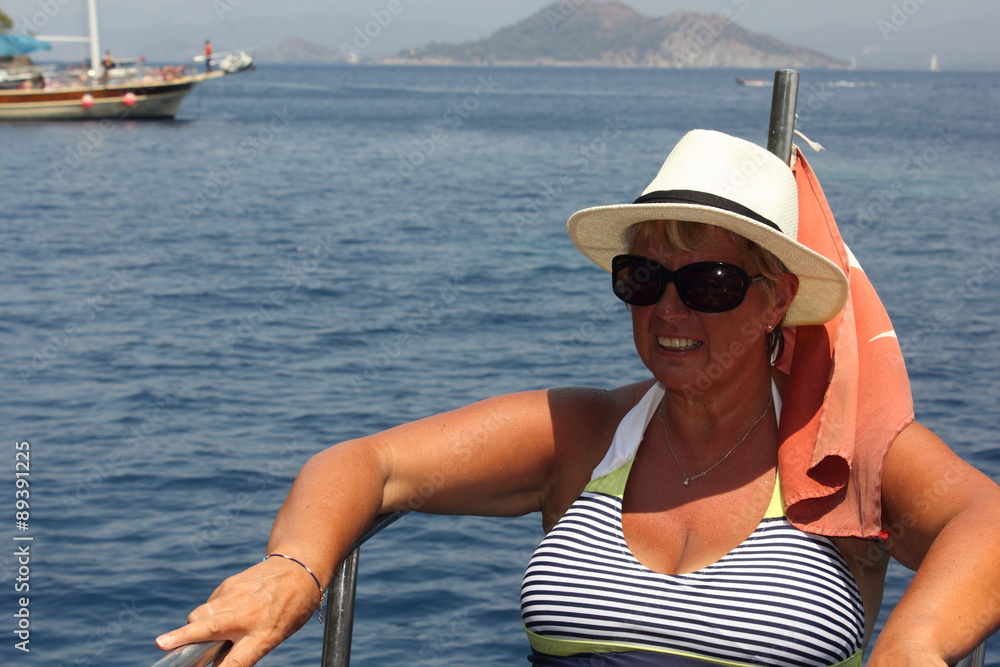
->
xmin=653 ymin=280 xmax=690 ymax=320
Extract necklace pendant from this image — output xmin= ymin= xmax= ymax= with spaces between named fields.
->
xmin=658 ymin=395 xmax=774 ymax=488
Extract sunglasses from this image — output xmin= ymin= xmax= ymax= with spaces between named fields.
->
xmin=611 ymin=255 xmax=764 ymax=312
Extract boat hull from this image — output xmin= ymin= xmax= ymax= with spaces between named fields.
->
xmin=0 ymin=72 xmax=223 ymax=121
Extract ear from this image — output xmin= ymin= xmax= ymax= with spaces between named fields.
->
xmin=772 ymin=272 xmax=799 ymax=326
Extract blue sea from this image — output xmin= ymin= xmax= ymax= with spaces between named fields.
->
xmin=1 ymin=65 xmax=997 ymax=666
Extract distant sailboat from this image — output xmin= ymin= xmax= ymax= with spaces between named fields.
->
xmin=929 ymin=54 xmax=940 ymax=72
xmin=0 ymin=0 xmax=253 ymax=120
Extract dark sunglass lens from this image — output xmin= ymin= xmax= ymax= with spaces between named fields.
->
xmin=677 ymin=263 xmax=750 ymax=312
xmin=612 ymin=256 xmax=663 ymax=306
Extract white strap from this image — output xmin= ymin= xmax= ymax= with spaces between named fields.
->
xmin=589 ymin=383 xmax=663 ymax=481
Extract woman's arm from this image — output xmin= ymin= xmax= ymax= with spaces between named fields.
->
xmin=868 ymin=421 xmax=1000 ymax=666
xmin=155 ymin=386 xmax=620 ymax=666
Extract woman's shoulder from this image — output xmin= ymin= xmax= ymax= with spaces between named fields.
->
xmin=545 ymin=379 xmax=656 ymax=430
xmin=539 ymin=379 xmax=656 ymax=528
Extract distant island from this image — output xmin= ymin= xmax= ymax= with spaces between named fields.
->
xmin=379 ymin=2 xmax=846 ymax=69
xmin=258 ymin=1 xmax=847 ymax=69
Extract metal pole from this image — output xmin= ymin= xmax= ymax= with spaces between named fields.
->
xmin=766 ymin=69 xmax=800 ymax=165
xmin=320 ymin=512 xmax=406 ymax=667
xmin=321 ymin=549 xmax=359 ymax=667
xmin=150 ymin=640 xmax=228 ymax=667
xmin=87 ymin=0 xmax=101 ymax=76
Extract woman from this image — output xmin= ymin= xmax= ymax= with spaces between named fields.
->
xmin=157 ymin=131 xmax=1000 ymax=666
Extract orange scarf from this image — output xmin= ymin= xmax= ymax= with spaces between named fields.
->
xmin=776 ymin=150 xmax=914 ymax=538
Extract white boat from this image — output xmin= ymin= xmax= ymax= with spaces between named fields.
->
xmin=0 ymin=0 xmax=253 ymax=121
xmin=929 ymin=54 xmax=940 ymax=72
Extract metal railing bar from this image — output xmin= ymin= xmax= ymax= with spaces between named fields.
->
xmin=321 ymin=548 xmax=359 ymax=667
xmin=150 ymin=639 xmax=228 ymax=667
xmin=320 ymin=511 xmax=407 ymax=667
xmin=351 ymin=511 xmax=408 ymax=549
xmin=952 ymin=640 xmax=987 ymax=667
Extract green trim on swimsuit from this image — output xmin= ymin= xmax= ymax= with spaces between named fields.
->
xmin=525 ymin=628 xmax=862 ymax=666
xmin=584 ymin=458 xmax=635 ymax=497
xmin=584 ymin=458 xmax=785 ymax=519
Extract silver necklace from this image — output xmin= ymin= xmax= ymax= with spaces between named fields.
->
xmin=657 ymin=396 xmax=773 ymax=486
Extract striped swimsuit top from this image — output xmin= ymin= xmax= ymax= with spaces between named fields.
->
xmin=521 ymin=383 xmax=865 ymax=667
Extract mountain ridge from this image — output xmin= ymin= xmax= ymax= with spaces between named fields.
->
xmin=378 ymin=2 xmax=847 ymax=69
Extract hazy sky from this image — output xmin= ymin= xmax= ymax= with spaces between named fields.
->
xmin=4 ymin=0 xmax=997 ymax=67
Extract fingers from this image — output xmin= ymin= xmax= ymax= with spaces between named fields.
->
xmin=154 ymin=610 xmax=232 ymax=652
xmin=213 ymin=638 xmax=272 ymax=667
xmin=154 ymin=615 xmax=273 ymax=667
xmin=155 ymin=560 xmax=321 ymax=665
xmin=153 ymin=635 xmax=268 ymax=667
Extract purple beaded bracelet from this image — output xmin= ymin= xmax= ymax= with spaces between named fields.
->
xmin=263 ymin=553 xmax=327 ymax=622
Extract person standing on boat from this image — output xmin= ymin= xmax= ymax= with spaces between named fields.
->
xmin=101 ymin=49 xmax=113 ymax=85
xmin=156 ymin=130 xmax=1000 ymax=667
xmin=204 ymin=40 xmax=213 ymax=73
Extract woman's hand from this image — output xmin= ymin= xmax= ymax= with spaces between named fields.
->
xmin=155 ymin=557 xmax=324 ymax=667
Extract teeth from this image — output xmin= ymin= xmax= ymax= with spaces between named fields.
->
xmin=657 ymin=336 xmax=701 ymax=351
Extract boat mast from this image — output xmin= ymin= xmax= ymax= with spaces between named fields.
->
xmin=88 ymin=0 xmax=101 ymax=74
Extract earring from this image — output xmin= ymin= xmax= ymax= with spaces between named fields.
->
xmin=767 ymin=325 xmax=775 ymax=333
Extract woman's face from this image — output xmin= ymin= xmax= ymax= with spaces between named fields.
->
xmin=629 ymin=226 xmax=796 ymax=399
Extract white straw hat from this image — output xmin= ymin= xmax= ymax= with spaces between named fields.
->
xmin=567 ymin=129 xmax=848 ymax=326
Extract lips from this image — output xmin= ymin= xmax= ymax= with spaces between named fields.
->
xmin=656 ymin=336 xmax=702 ymax=352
